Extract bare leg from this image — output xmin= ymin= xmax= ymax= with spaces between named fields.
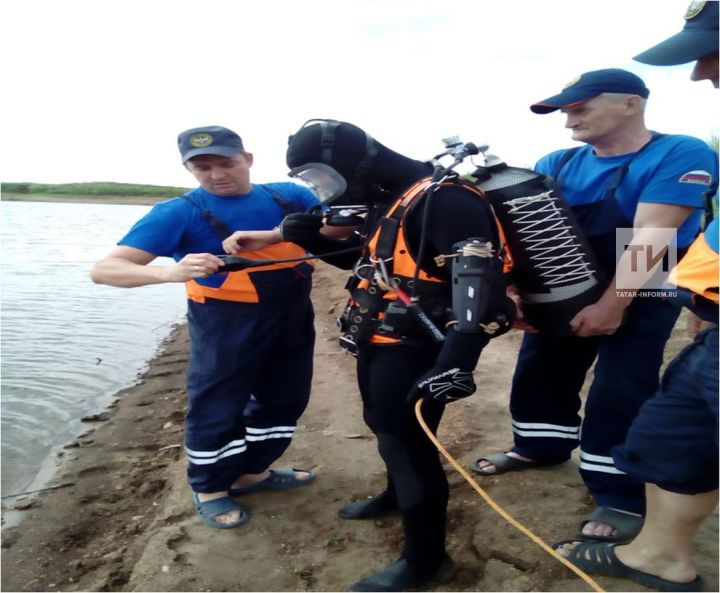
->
xmin=559 ymin=484 xmax=718 ymax=584
xmin=614 ymin=484 xmax=718 ymax=583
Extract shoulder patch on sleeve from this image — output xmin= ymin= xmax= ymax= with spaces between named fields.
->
xmin=679 ymin=170 xmax=713 ymax=185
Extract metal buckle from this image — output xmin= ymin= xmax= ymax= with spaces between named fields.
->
xmin=338 ymin=334 xmax=359 ymax=356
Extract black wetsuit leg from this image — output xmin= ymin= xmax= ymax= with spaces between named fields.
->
xmin=356 ymin=341 xmax=448 ymax=569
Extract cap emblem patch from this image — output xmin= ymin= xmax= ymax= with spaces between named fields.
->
xmin=685 ymin=0 xmax=706 ymax=20
xmin=564 ymin=75 xmax=582 ymax=89
xmin=190 ymin=133 xmax=214 ymax=148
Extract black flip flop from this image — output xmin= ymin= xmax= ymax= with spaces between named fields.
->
xmin=553 ymin=540 xmax=703 ymax=592
xmin=229 ymin=468 xmax=315 ymax=496
xmin=578 ymin=506 xmax=644 ymax=542
xmin=470 ymin=452 xmax=544 ymax=476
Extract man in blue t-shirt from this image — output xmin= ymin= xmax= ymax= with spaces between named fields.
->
xmin=91 ymin=126 xmax=320 ymax=529
xmin=554 ymin=2 xmax=719 ymax=590
xmin=471 ymin=69 xmax=717 ymax=541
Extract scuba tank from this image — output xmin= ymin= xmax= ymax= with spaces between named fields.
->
xmin=472 ymin=155 xmax=607 ymax=336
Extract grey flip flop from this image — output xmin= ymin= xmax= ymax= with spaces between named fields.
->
xmin=192 ymin=492 xmax=250 ymax=529
xmin=229 ymin=468 xmax=315 ymax=496
xmin=579 ymin=506 xmax=644 ymax=542
xmin=470 ymin=452 xmax=544 ymax=476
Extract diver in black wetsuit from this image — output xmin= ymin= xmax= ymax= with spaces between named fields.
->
xmin=233 ymin=120 xmax=515 ymax=591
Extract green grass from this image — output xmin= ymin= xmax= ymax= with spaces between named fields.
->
xmin=1 ymin=181 xmax=192 ymax=205
xmin=2 ymin=181 xmax=191 ymax=196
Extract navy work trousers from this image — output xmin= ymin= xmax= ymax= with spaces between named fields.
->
xmin=184 ymin=278 xmax=314 ymax=493
xmin=509 ymin=294 xmax=681 ymax=513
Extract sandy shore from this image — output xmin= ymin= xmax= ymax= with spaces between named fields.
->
xmin=1 ymin=263 xmax=717 ymax=592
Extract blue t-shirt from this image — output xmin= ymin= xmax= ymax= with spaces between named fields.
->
xmin=119 ymin=182 xmax=319 ymax=260
xmin=536 ymin=134 xmax=718 ymax=247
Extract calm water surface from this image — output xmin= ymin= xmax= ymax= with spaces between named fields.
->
xmin=1 ymin=201 xmax=187 ymax=499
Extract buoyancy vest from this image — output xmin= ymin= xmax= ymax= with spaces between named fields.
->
xmin=669 ymin=229 xmax=719 ymax=305
xmin=183 ymin=187 xmax=314 ymax=304
xmin=339 ymin=176 xmax=502 ymax=352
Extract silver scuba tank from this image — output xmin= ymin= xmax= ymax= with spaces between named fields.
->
xmin=472 ymin=156 xmax=607 ymax=336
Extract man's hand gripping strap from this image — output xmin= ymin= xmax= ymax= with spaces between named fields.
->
xmin=451 ymin=238 xmax=515 ymax=335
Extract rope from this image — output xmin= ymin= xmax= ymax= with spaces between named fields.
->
xmin=504 ymin=191 xmax=597 ymax=285
xmin=434 ymin=240 xmax=495 ymax=267
xmin=413 ymin=398 xmax=606 ymax=592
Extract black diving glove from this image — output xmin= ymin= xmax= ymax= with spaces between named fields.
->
xmin=277 ymin=210 xmax=362 ymax=269
xmin=278 ymin=212 xmax=323 ymax=243
xmin=407 ymin=328 xmax=491 ymax=404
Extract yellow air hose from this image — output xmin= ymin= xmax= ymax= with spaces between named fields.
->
xmin=414 ymin=398 xmax=606 ymax=593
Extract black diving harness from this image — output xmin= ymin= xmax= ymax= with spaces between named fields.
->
xmin=335 ymin=143 xmax=493 ymax=354
xmin=337 ymin=170 xmax=466 ymax=353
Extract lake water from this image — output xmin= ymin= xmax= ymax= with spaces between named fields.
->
xmin=1 ymin=201 xmax=188 ymax=500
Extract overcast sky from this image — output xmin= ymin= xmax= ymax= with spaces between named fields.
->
xmin=2 ymin=0 xmax=717 ymax=188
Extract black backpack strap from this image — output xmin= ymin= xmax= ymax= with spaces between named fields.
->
xmin=372 ymin=194 xmax=417 ymax=274
xmin=182 ymin=185 xmax=306 ymax=241
xmin=181 ymin=194 xmax=233 ymax=239
xmin=551 ymin=146 xmax=582 ymax=180
xmin=374 ymin=217 xmax=400 ymax=262
xmin=551 ymin=133 xmax=665 ymax=200
xmin=703 ymin=179 xmax=718 ymax=229
xmin=602 ymin=132 xmax=664 ymax=200
xmin=261 ymin=184 xmax=306 ymax=216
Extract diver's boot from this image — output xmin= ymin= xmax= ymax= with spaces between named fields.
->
xmin=349 ymin=555 xmax=454 ymax=592
xmin=339 ymin=491 xmax=399 ymax=520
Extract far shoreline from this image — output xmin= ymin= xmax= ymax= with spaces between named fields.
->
xmin=2 ymin=194 xmax=167 ymax=206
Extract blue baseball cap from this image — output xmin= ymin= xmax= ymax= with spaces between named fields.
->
xmin=634 ymin=0 xmax=719 ymax=65
xmin=177 ymin=125 xmax=244 ymax=163
xmin=530 ymin=69 xmax=650 ymax=114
